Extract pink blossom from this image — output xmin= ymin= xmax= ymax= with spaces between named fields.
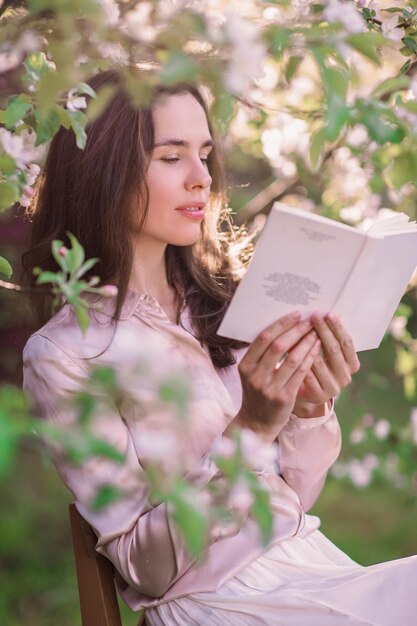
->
xmin=240 ymin=428 xmax=278 ymax=471
xmin=374 ymin=419 xmax=390 ymax=440
xmin=26 ymin=162 xmax=41 ymax=186
xmin=211 ymin=436 xmax=236 ymax=459
xmin=381 ymin=15 xmax=404 ymax=43
xmin=411 ymin=408 xmax=417 ymax=445
xmin=100 ymin=284 xmax=118 ymax=297
xmin=58 ymin=246 xmax=69 ymax=257
xmin=228 ymin=481 xmax=253 ymax=513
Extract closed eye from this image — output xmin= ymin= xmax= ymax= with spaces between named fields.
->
xmin=161 ymin=157 xmax=180 ymax=164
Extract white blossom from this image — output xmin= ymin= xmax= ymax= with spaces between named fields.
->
xmin=228 ymin=481 xmax=254 ymax=513
xmin=223 ymin=14 xmax=267 ymax=94
xmin=0 ymin=30 xmax=41 ymax=73
xmin=409 ymin=78 xmax=417 ymax=101
xmin=411 ymin=408 xmax=417 ymax=445
xmin=66 ymin=88 xmax=87 ymax=112
xmin=381 ymin=15 xmax=404 ymax=43
xmin=0 ymin=128 xmax=37 ymax=169
xmin=123 ymin=3 xmax=157 ymax=43
xmin=389 ymin=316 xmax=407 ymax=340
xmin=96 ymin=0 xmax=120 ymax=27
xmin=96 ymin=41 xmax=129 ymax=65
xmin=324 ymin=0 xmax=365 ymax=34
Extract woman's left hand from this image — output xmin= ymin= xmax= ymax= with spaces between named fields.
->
xmin=292 ymin=312 xmax=361 ymax=418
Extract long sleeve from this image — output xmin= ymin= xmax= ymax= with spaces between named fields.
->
xmin=23 ymin=334 xmax=252 ymax=598
xmin=277 ymin=402 xmax=341 ymax=512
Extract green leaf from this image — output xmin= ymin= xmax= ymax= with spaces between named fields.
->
xmin=66 ymin=232 xmax=85 ymax=273
xmin=0 ymin=255 xmax=13 ymax=278
xmin=0 ymin=181 xmax=20 ymax=211
xmin=75 ymin=304 xmax=90 ymax=334
xmin=211 ymin=93 xmax=235 ymax=129
xmin=34 ymin=106 xmax=61 ymax=145
xmin=78 ymin=82 xmax=97 ymax=98
xmin=51 ymin=239 xmax=67 ymax=271
xmin=86 ymin=85 xmax=115 ymax=123
xmin=251 ymin=488 xmax=273 ymax=546
xmin=285 ymin=56 xmax=303 ymax=83
xmin=372 ymin=76 xmax=409 ymax=98
xmin=322 ymin=66 xmax=348 ymax=99
xmin=5 ymin=95 xmax=32 ymax=129
xmin=67 ymin=110 xmax=87 ymax=150
xmin=363 ymin=113 xmax=405 ymax=144
xmin=75 ymin=257 xmax=99 ymax=279
xmin=24 ymin=51 xmax=49 ymax=77
xmin=159 ymin=376 xmax=190 ymax=416
xmin=267 ymin=25 xmax=290 ymax=58
xmin=88 ymin=437 xmax=125 ymax=463
xmin=347 ymin=32 xmax=385 ymax=64
xmin=400 ymin=59 xmax=412 ymax=74
xmin=403 ymin=36 xmax=417 ymax=53
xmin=170 ymin=488 xmax=209 ymax=557
xmin=385 ymin=152 xmax=417 ymax=188
xmin=159 ymin=52 xmax=199 ymax=85
xmin=324 ymin=93 xmax=349 ymax=142
xmin=35 ymin=271 xmax=62 ymax=285
xmin=92 ymin=485 xmax=122 ymax=510
xmin=310 ymin=127 xmax=325 ymax=170
xmin=0 ymin=413 xmax=20 ymax=474
xmin=0 ymin=154 xmax=17 ymax=175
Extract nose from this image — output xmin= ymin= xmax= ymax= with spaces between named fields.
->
xmin=185 ymin=157 xmax=212 ymax=191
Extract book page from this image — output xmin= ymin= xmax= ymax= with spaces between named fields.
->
xmin=367 ymin=212 xmax=417 ymax=235
xmin=218 ymin=203 xmax=366 ymax=343
xmin=333 ymin=230 xmax=417 ymax=351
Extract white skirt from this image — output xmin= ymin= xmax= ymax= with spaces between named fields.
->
xmin=146 ymin=516 xmax=417 ymax=625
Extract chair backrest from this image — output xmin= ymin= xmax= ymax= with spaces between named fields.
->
xmin=69 ymin=503 xmax=146 ymax=626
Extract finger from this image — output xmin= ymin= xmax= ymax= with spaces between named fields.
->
xmin=272 ymin=330 xmax=318 ymax=387
xmin=325 ymin=313 xmax=360 ymax=374
xmin=285 ymin=338 xmax=322 ymax=394
xmin=257 ymin=319 xmax=313 ymax=374
xmin=301 ymin=369 xmax=328 ymax=402
xmin=244 ymin=310 xmax=302 ymax=364
xmin=311 ymin=354 xmax=341 ymax=397
xmin=311 ymin=313 xmax=349 ymax=380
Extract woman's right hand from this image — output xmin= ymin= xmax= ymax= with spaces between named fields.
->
xmin=227 ymin=311 xmax=321 ymax=444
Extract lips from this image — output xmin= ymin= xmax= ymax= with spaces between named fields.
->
xmin=175 ymin=202 xmax=206 ymax=220
xmin=175 ymin=202 xmax=206 ymax=211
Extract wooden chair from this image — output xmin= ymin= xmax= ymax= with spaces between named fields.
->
xmin=69 ymin=503 xmax=146 ymax=626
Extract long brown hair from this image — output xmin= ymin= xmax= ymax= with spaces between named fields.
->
xmin=22 ymin=69 xmax=250 ymax=368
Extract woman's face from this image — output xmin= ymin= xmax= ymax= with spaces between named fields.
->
xmin=134 ymin=92 xmax=213 ymax=248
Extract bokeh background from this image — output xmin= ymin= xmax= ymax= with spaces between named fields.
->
xmin=1 ymin=1 xmax=417 ymax=624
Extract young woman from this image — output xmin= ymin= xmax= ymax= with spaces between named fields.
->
xmin=22 ymin=70 xmax=417 ymax=625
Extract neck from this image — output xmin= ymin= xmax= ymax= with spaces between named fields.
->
xmin=129 ymin=235 xmax=174 ymax=304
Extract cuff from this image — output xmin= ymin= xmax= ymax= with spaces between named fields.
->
xmin=289 ymin=397 xmax=335 ymax=430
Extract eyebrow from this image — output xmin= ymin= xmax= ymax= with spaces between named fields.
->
xmin=153 ymin=138 xmax=214 ymax=149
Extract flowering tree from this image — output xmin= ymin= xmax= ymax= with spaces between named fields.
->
xmin=1 ymin=0 xmax=417 ymax=548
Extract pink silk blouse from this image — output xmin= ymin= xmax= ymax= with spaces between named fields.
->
xmin=22 ymin=290 xmax=341 ymax=610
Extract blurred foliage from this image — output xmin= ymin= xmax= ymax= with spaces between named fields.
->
xmin=1 ymin=0 xmax=417 ymax=623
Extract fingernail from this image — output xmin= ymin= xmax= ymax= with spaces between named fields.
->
xmin=290 ymin=310 xmax=302 ymax=321
xmin=311 ymin=311 xmax=323 ymax=321
xmin=327 ymin=312 xmax=336 ymax=322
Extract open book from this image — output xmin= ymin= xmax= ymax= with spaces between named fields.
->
xmin=218 ymin=202 xmax=417 ymax=351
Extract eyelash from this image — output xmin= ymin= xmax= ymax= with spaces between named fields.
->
xmin=161 ymin=157 xmax=209 ymax=165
